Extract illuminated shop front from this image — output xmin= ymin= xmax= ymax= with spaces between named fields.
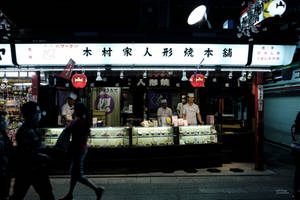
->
xmin=0 ymin=42 xmax=296 ymax=171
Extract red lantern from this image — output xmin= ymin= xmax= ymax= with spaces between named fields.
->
xmin=190 ymin=73 xmax=205 ymax=87
xmin=72 ymin=74 xmax=87 ymax=88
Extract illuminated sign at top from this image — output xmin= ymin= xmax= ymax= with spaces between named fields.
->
xmin=15 ymin=43 xmax=249 ymax=66
xmin=251 ymin=45 xmax=296 ymax=66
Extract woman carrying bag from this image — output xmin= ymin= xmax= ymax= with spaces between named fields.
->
xmin=58 ymin=102 xmax=104 ymax=200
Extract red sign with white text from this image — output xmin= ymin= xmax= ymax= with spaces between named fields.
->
xmin=190 ymin=73 xmax=205 ymax=87
xmin=72 ymin=74 xmax=87 ymax=88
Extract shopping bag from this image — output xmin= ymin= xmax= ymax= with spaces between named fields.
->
xmin=54 ymin=129 xmax=70 ymax=152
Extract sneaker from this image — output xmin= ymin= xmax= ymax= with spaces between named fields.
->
xmin=96 ymin=187 xmax=104 ymax=200
xmin=58 ymin=194 xmax=73 ymax=200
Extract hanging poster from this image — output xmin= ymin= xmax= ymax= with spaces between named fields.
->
xmin=91 ymin=87 xmax=120 ymax=126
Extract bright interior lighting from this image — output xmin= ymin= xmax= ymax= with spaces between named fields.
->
xmin=111 ymin=67 xmax=215 ymax=71
xmin=239 ymin=72 xmax=247 ymax=82
xmin=0 ymin=68 xmax=106 ymax=72
xmin=6 ymin=72 xmax=19 ymax=77
xmin=187 ymin=5 xmax=207 ymax=25
xmin=221 ymin=68 xmax=271 ymax=72
xmin=204 ymin=71 xmax=209 ymax=79
xmin=228 ymin=71 xmax=233 ymax=79
xmin=143 ymin=71 xmax=147 ymax=79
xmin=13 ymin=83 xmax=32 ymax=86
xmin=247 ymin=72 xmax=252 ymax=79
xmin=96 ymin=71 xmax=103 ymax=81
xmin=181 ymin=71 xmax=188 ymax=81
xmin=2 ymin=77 xmax=8 ymax=83
xmin=120 ymin=71 xmax=124 ymax=79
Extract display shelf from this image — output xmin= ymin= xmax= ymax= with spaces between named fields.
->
xmin=132 ymin=126 xmax=174 ymax=147
xmin=44 ymin=127 xmax=130 ymax=148
xmin=179 ymin=125 xmax=218 ymax=145
xmin=43 ymin=125 xmax=219 ymax=148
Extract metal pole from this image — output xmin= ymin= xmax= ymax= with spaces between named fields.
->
xmin=253 ymin=72 xmax=264 ymax=170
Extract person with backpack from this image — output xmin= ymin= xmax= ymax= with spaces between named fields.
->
xmin=291 ymin=112 xmax=300 ymax=200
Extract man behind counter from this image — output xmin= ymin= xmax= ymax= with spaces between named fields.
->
xmin=157 ymin=99 xmax=172 ymax=126
xmin=176 ymin=95 xmax=187 ymax=118
xmin=61 ymin=92 xmax=77 ymax=125
xmin=182 ymin=93 xmax=204 ymax=125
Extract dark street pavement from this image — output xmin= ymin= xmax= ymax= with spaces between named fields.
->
xmin=18 ymin=141 xmax=296 ymax=200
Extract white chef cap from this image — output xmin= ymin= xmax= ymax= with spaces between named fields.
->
xmin=69 ymin=92 xmax=77 ymax=100
xmin=187 ymin=93 xmax=194 ymax=98
xmin=161 ymin=99 xmax=167 ymax=104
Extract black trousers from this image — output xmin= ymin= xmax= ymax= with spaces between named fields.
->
xmin=0 ymin=171 xmax=11 ymax=199
xmin=10 ymin=167 xmax=55 ymax=200
xmin=0 ymin=156 xmax=11 ymax=199
xmin=293 ymin=149 xmax=300 ymax=198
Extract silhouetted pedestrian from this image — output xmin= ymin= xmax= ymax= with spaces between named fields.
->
xmin=0 ymin=111 xmax=13 ymax=200
xmin=9 ymin=102 xmax=55 ymax=200
xmin=292 ymin=112 xmax=300 ymax=200
xmin=59 ymin=102 xmax=104 ymax=200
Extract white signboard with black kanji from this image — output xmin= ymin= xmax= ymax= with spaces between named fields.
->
xmin=251 ymin=45 xmax=296 ymax=66
xmin=15 ymin=43 xmax=249 ymax=66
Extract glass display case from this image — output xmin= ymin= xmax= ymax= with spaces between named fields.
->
xmin=44 ymin=126 xmax=218 ymax=148
xmin=90 ymin=127 xmax=130 ymax=148
xmin=44 ymin=128 xmax=63 ymax=147
xmin=132 ymin=126 xmax=174 ymax=147
xmin=44 ymin=127 xmax=130 ymax=148
xmin=179 ymin=125 xmax=218 ymax=145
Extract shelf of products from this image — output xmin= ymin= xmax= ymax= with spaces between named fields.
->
xmin=90 ymin=127 xmax=130 ymax=148
xmin=132 ymin=126 xmax=174 ymax=147
xmin=179 ymin=125 xmax=218 ymax=145
xmin=1 ymin=84 xmax=30 ymax=146
xmin=44 ymin=127 xmax=130 ymax=148
xmin=44 ymin=125 xmax=219 ymax=148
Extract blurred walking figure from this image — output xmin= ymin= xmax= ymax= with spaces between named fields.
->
xmin=9 ymin=102 xmax=55 ymax=200
xmin=59 ymin=102 xmax=104 ymax=200
xmin=291 ymin=112 xmax=300 ymax=200
xmin=0 ymin=111 xmax=13 ymax=200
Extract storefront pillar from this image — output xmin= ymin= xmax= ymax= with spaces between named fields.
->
xmin=253 ymin=72 xmax=264 ymax=170
xmin=32 ymin=72 xmax=40 ymax=102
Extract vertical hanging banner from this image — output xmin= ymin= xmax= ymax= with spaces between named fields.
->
xmin=60 ymin=58 xmax=75 ymax=80
xmin=31 ymin=72 xmax=40 ymax=102
xmin=257 ymin=85 xmax=264 ymax=111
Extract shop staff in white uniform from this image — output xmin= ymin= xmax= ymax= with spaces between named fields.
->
xmin=176 ymin=95 xmax=187 ymax=118
xmin=61 ymin=92 xmax=77 ymax=125
xmin=182 ymin=93 xmax=204 ymax=125
xmin=157 ymin=99 xmax=172 ymax=126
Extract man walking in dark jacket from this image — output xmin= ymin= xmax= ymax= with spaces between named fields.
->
xmin=9 ymin=102 xmax=55 ymax=200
